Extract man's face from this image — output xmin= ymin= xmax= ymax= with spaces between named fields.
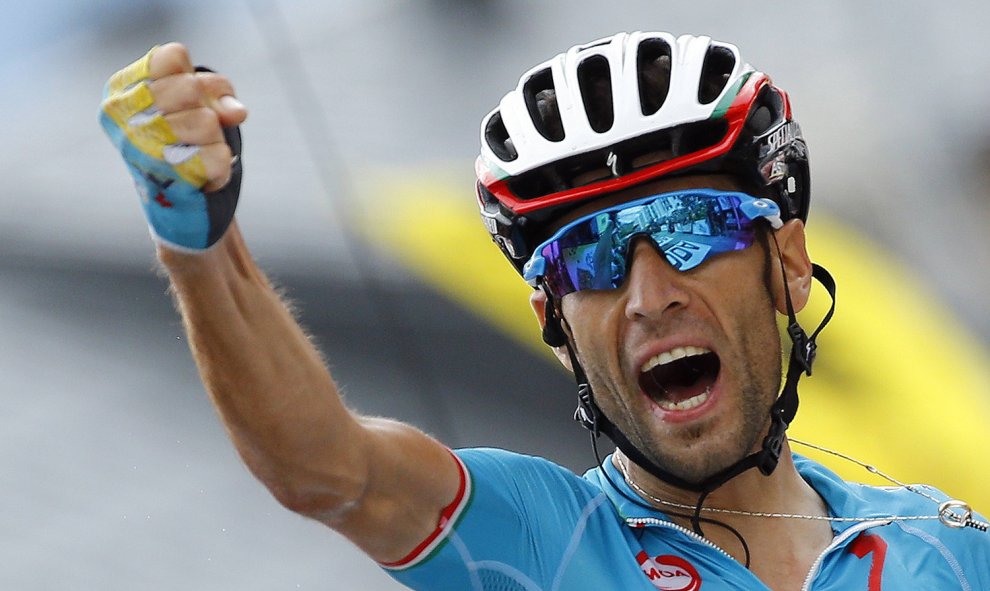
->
xmin=542 ymin=175 xmax=804 ymax=485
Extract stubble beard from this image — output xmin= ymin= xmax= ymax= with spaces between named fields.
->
xmin=648 ymin=352 xmax=781 ymax=485
xmin=588 ymin=302 xmax=783 ymax=487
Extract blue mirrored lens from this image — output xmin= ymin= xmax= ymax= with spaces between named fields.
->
xmin=530 ymin=190 xmax=777 ymax=297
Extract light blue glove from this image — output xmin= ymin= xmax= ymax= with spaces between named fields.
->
xmin=99 ymin=49 xmax=242 ymax=251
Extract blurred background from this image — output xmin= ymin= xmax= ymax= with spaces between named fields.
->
xmin=2 ymin=1 xmax=989 ymax=589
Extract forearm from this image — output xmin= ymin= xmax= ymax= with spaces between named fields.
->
xmin=159 ymin=223 xmax=368 ymax=509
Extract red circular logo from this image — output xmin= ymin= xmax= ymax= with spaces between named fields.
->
xmin=637 ymin=552 xmax=703 ymax=591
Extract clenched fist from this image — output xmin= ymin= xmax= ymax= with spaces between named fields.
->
xmin=100 ymin=43 xmax=248 ymax=251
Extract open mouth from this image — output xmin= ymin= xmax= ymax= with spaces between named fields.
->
xmin=638 ymin=346 xmax=721 ymax=412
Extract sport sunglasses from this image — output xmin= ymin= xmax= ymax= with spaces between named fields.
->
xmin=523 ymin=189 xmax=783 ymax=298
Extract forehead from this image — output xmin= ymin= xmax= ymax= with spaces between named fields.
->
xmin=551 ymin=174 xmax=747 ymax=230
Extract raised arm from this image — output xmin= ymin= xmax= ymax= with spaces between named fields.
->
xmin=101 ymin=43 xmax=459 ymax=564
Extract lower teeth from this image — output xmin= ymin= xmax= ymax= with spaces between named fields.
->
xmin=657 ymin=386 xmax=711 ymax=411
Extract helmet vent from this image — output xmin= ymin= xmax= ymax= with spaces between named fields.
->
xmin=698 ymin=45 xmax=736 ymax=104
xmin=523 ymin=68 xmax=565 ymax=142
xmin=637 ymin=38 xmax=672 ymax=116
xmin=507 ymin=119 xmax=728 ymax=202
xmin=577 ymin=55 xmax=614 ymax=133
xmin=485 ymin=111 xmax=518 ymax=162
xmin=671 ymin=118 xmax=728 ymax=156
xmin=745 ymin=86 xmax=784 ymax=135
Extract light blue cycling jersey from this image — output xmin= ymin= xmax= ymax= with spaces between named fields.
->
xmin=382 ymin=448 xmax=989 ymax=590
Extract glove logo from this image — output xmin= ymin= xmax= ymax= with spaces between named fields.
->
xmin=135 ymin=170 xmax=176 ymax=208
xmin=154 ymin=192 xmax=174 ymax=208
xmin=636 ymin=551 xmax=702 ymax=590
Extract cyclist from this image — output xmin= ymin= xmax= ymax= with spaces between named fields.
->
xmin=101 ymin=32 xmax=988 ymax=590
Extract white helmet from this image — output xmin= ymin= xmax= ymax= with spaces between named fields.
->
xmin=476 ymin=32 xmax=810 ymax=273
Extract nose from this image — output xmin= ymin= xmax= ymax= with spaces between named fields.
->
xmin=623 ymin=238 xmax=691 ymax=321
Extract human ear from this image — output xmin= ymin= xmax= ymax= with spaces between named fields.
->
xmin=769 ymin=219 xmax=813 ymax=315
xmin=529 ymin=289 xmax=574 ymax=372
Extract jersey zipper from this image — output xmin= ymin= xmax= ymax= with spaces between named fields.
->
xmin=799 ymin=519 xmax=891 ymax=591
xmin=625 ymin=516 xmax=735 ymax=561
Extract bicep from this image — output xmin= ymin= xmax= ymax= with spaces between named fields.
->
xmin=330 ymin=417 xmax=462 ymax=565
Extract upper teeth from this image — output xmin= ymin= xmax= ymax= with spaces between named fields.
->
xmin=641 ymin=345 xmax=711 ymax=373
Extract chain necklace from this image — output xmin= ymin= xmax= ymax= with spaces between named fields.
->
xmin=615 ymin=437 xmax=988 ymax=532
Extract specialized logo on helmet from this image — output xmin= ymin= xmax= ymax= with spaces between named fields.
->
xmin=636 ymin=551 xmax=703 ymax=591
xmin=607 ymin=151 xmax=620 ymax=177
xmin=764 ymin=121 xmax=802 ymax=154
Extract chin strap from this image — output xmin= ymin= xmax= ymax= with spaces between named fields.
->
xmin=544 ymin=260 xmax=836 ymax=501
xmin=753 ymin=262 xmax=835 ymax=477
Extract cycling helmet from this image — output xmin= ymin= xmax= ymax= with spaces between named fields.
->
xmin=476 ymin=31 xmax=810 ymax=274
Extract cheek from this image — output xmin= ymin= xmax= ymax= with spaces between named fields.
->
xmin=722 ymin=279 xmax=781 ymax=372
xmin=701 ymin=255 xmax=779 ymax=349
xmin=704 ymin=247 xmax=774 ymax=312
xmin=561 ymin=291 xmax=613 ymax=332
xmin=561 ymin=293 xmax=625 ymax=371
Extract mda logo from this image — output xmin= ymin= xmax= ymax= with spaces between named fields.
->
xmin=636 ymin=551 xmax=702 ymax=591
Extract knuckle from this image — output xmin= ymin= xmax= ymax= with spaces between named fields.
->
xmin=162 ymin=42 xmax=191 ymax=66
xmin=182 ymin=74 xmax=207 ymax=105
xmin=192 ymin=106 xmax=221 ymax=128
xmin=165 ymin=108 xmax=222 ymax=143
xmin=149 ymin=73 xmax=199 ymax=110
xmin=193 ymin=74 xmax=223 ymax=104
xmin=199 ymin=72 xmax=235 ymax=98
xmin=152 ymin=42 xmax=193 ymax=76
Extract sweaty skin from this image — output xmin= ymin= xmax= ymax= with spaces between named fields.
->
xmin=530 ymin=175 xmax=834 ymax=588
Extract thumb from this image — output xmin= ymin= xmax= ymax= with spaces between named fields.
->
xmin=215 ymin=95 xmax=248 ymax=127
xmin=195 ymin=70 xmax=248 ymax=127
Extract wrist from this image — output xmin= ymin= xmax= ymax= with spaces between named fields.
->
xmin=157 ymin=222 xmax=263 ymax=285
xmin=157 ymin=222 xmax=235 ymax=270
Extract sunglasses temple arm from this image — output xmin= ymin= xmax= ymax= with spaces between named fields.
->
xmin=541 ymin=286 xmax=570 ymax=348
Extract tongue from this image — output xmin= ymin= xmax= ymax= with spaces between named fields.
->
xmin=660 ymin=379 xmax=711 ymax=403
xmin=640 ymin=353 xmax=719 ymax=404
